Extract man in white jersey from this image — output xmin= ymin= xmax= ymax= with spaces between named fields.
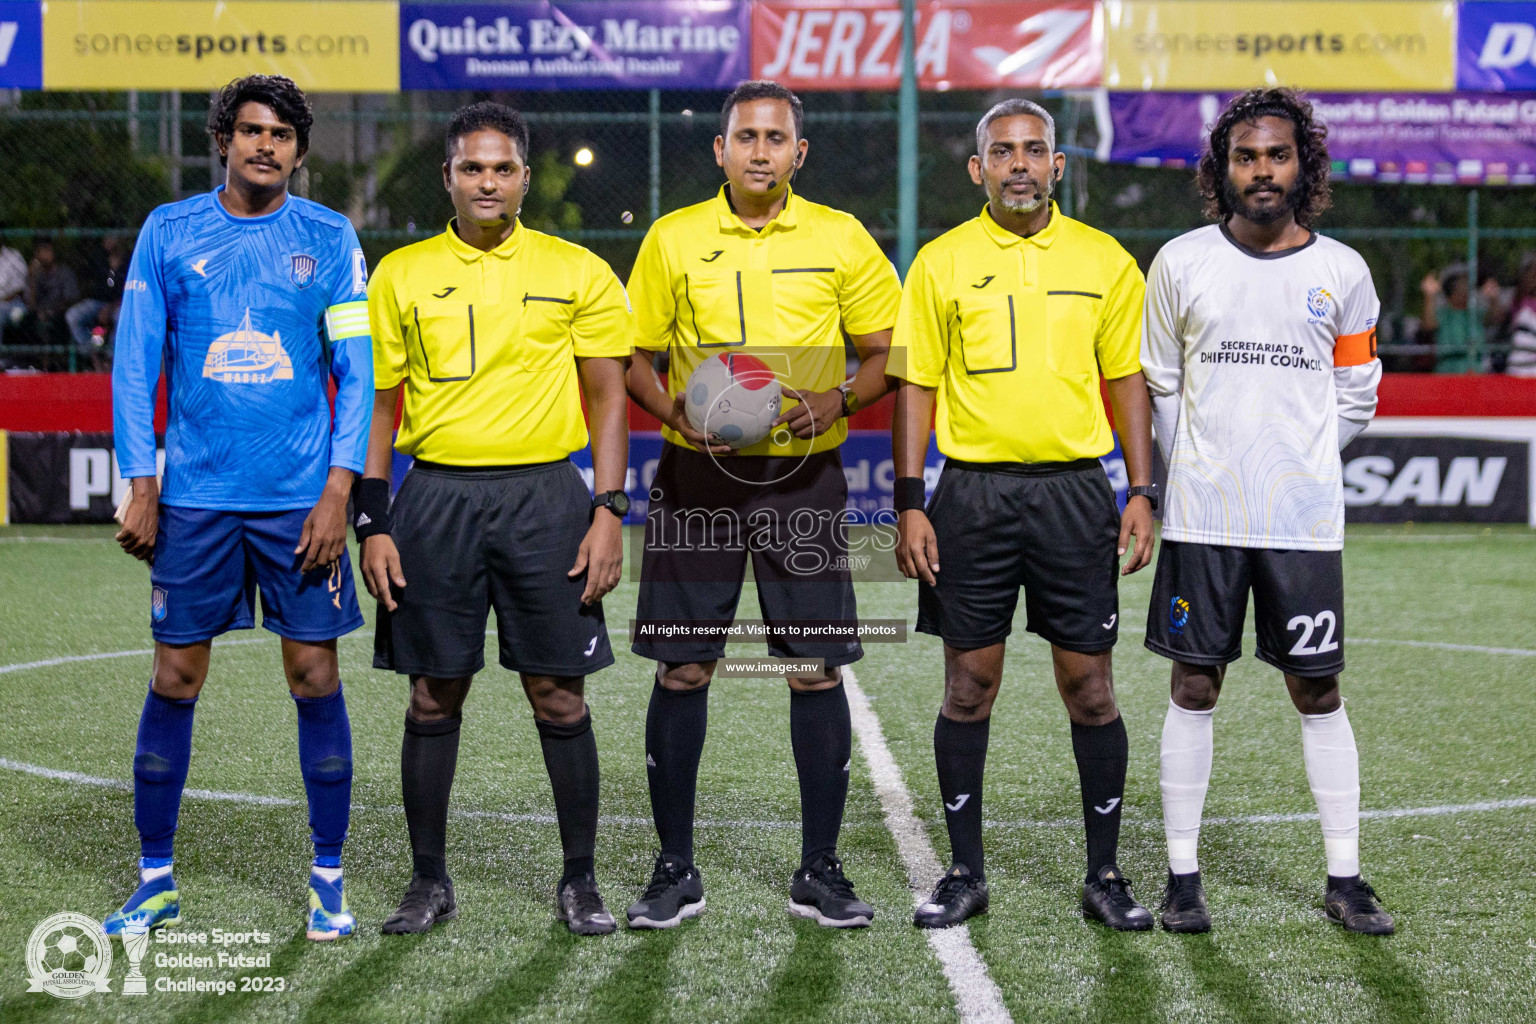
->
xmin=1140 ymin=89 xmax=1392 ymax=935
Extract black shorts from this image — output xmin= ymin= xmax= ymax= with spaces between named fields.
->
xmin=631 ymin=443 xmax=861 ymax=667
xmin=916 ymin=458 xmax=1121 ymax=653
xmin=373 ymin=459 xmax=614 ymax=679
xmin=1144 ymin=540 xmax=1345 ymax=677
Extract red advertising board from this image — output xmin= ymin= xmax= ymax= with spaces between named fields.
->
xmin=752 ymin=0 xmax=1101 ymax=91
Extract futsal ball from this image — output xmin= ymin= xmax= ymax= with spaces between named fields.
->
xmin=40 ymin=926 xmax=100 ymax=975
xmin=684 ymin=353 xmax=782 ymax=449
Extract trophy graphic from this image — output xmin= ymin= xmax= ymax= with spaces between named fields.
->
xmin=121 ymin=923 xmax=149 ymax=996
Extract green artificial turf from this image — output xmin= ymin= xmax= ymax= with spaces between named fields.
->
xmin=1 ymin=523 xmax=1532 ymax=1023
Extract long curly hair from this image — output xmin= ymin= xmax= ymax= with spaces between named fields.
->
xmin=207 ymin=75 xmax=313 ymax=166
xmin=1197 ymin=88 xmax=1332 ymax=228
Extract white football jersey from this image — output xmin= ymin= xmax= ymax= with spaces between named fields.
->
xmin=1141 ymin=224 xmax=1382 ymax=551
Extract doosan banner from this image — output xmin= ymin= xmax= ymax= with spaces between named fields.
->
xmin=1458 ymin=1 xmax=1536 ymax=91
xmin=751 ymin=0 xmax=1101 ymax=91
xmin=399 ymin=1 xmax=750 ymax=90
xmin=1104 ymin=91 xmax=1536 ymax=186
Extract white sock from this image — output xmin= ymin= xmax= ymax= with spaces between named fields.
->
xmin=1160 ymin=699 xmax=1214 ymax=875
xmin=1301 ymin=706 xmax=1361 ymax=878
xmin=311 ymin=865 xmax=343 ymax=884
xmin=140 ymin=862 xmax=173 ymax=884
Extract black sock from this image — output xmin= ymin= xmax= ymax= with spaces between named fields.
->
xmin=645 ymin=681 xmax=708 ymax=864
xmin=934 ymin=713 xmax=989 ymax=879
xmin=536 ymin=710 xmax=600 ymax=886
xmin=401 ymin=714 xmax=461 ymax=881
xmin=1071 ymin=715 xmax=1129 ymax=881
xmin=790 ymin=683 xmax=852 ymax=868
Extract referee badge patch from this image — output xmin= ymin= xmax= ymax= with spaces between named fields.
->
xmin=290 ymin=253 xmax=317 ymax=289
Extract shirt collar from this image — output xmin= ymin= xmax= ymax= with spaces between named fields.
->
xmin=443 ymin=218 xmax=525 ymax=262
xmin=979 ymin=201 xmax=1062 ymax=250
xmin=714 ymin=184 xmax=799 ymax=235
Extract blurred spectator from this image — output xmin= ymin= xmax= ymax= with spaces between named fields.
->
xmin=66 ymin=236 xmax=127 ymax=371
xmin=0 ymin=242 xmax=25 ymax=340
xmin=1418 ymin=264 xmax=1503 ymax=373
xmin=1502 ymin=252 xmax=1536 ymax=378
xmin=26 ymin=238 xmax=80 ymax=361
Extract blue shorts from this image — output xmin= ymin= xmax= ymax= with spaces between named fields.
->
xmin=149 ymin=506 xmax=364 ymax=644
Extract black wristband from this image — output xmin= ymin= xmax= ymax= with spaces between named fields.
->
xmin=893 ymin=476 xmax=927 ymax=513
xmin=351 ymin=477 xmax=392 ymax=541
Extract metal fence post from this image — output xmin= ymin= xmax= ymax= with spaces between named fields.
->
xmin=897 ymin=0 xmax=918 ymax=277
xmin=648 ymin=88 xmax=661 ymax=224
xmin=1467 ymin=187 xmax=1481 ymax=370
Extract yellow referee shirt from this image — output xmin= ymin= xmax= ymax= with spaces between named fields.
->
xmin=893 ymin=204 xmax=1144 ymax=464
xmin=369 ymin=222 xmax=632 ymax=465
xmin=628 ymin=186 xmax=900 ymax=456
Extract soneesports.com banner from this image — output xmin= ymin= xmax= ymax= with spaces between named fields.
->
xmin=400 ymin=1 xmax=750 ymax=90
xmin=750 ymin=0 xmax=1101 ymax=91
xmin=1102 ymin=0 xmax=1456 ymax=92
xmin=41 ymin=0 xmax=399 ymax=91
xmin=1105 ymin=91 xmax=1536 ymax=186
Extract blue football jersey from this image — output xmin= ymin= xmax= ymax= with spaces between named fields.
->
xmin=113 ymin=189 xmax=373 ymax=511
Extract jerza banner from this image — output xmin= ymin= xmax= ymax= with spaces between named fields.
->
xmin=1104 ymin=91 xmax=1536 ymax=186
xmin=0 ymin=0 xmax=43 ymax=89
xmin=1102 ymin=0 xmax=1456 ymax=92
xmin=399 ymin=1 xmax=750 ymax=91
xmin=751 ymin=0 xmax=1100 ymax=91
xmin=1458 ymin=1 xmax=1536 ymax=91
xmin=41 ymin=0 xmax=399 ymax=91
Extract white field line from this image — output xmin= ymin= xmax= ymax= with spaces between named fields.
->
xmin=0 ymin=757 xmax=808 ymax=829
xmin=1348 ymin=637 xmax=1536 ymax=657
xmin=0 ymin=536 xmax=118 ymax=543
xmin=843 ymin=667 xmax=1013 ymax=1024
xmin=984 ymin=795 xmax=1536 ymax=830
xmin=1345 ymin=533 xmax=1536 ymax=542
xmin=8 ymin=751 xmax=1533 ymax=836
xmin=0 ymin=637 xmax=270 ymax=675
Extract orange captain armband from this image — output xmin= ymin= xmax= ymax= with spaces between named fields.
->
xmin=1333 ymin=327 xmax=1378 ymax=367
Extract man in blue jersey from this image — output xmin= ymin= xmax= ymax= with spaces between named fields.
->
xmin=108 ymin=75 xmax=372 ymax=942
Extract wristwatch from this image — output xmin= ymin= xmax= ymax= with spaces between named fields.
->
xmin=591 ymin=490 xmax=631 ymax=521
xmin=837 ymin=382 xmax=860 ymax=418
xmin=1126 ymin=484 xmax=1160 ymax=511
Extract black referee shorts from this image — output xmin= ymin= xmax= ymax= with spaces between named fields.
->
xmin=373 ymin=459 xmax=614 ymax=679
xmin=916 ymin=458 xmax=1121 ymax=653
xmin=1144 ymin=540 xmax=1346 ymax=678
xmin=631 ymin=443 xmax=861 ymax=668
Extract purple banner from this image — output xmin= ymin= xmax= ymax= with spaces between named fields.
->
xmin=1105 ymin=91 xmax=1536 ymax=185
xmin=400 ymin=1 xmax=750 ymax=91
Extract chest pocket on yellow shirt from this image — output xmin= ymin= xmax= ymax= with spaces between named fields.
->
xmin=770 ymin=266 xmax=837 ymax=330
xmin=683 ymin=269 xmax=779 ymax=348
xmin=1045 ymin=290 xmax=1101 ymax=376
xmin=955 ymin=295 xmax=1017 ymax=374
xmin=412 ymin=301 xmax=476 ymax=383
xmin=521 ymin=292 xmax=576 ymax=371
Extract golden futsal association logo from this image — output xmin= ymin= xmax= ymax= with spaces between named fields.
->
xmin=202 ymin=309 xmax=294 ymax=384
xmin=25 ymin=912 xmax=113 ymax=999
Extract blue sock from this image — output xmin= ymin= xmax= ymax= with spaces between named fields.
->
xmin=133 ymin=689 xmax=197 ymax=860
xmin=294 ymin=686 xmax=352 ymax=860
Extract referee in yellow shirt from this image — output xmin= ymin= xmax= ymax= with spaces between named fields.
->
xmin=354 ymin=103 xmax=633 ymax=937
xmin=892 ymin=99 xmax=1157 ymax=931
xmin=622 ymin=81 xmax=901 ymax=930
